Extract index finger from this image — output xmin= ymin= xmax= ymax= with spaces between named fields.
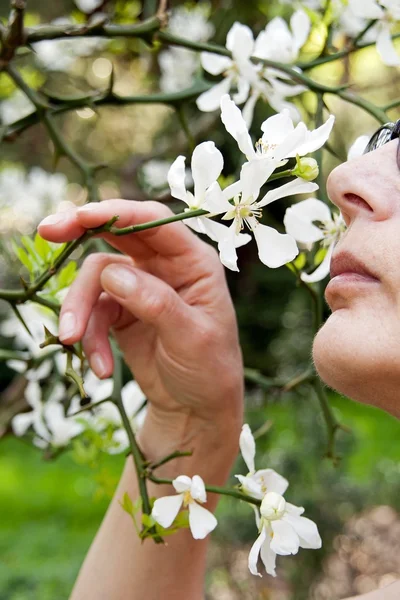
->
xmin=38 ymin=199 xmax=202 ymax=258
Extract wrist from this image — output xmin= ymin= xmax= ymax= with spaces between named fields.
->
xmin=136 ymin=405 xmax=242 ymax=485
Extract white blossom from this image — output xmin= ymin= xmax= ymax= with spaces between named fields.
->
xmin=141 ymin=159 xmax=193 ymax=196
xmin=71 ymin=376 xmax=147 ymax=454
xmin=74 ymin=0 xmax=104 ymax=12
xmin=0 ymin=166 xmax=68 ymax=235
xmin=347 ymin=134 xmax=370 ymax=160
xmin=167 ymin=141 xmax=251 ymax=252
xmin=248 ymin=491 xmax=322 ymax=577
xmin=152 ymin=475 xmax=217 ymax=539
xmin=11 ymin=380 xmax=81 ymax=449
xmin=197 ymin=14 xmax=311 ymax=125
xmin=159 ymin=4 xmax=214 ymax=93
xmin=196 ymin=22 xmax=262 ymax=116
xmin=345 ymin=0 xmax=400 ymax=66
xmin=0 ymin=90 xmax=35 ymax=125
xmin=236 ymin=424 xmax=289 ymax=500
xmin=284 ymin=198 xmax=346 ymax=282
xmin=33 ymin=18 xmax=106 ymax=71
xmin=254 ymin=10 xmax=311 ymax=64
xmin=2 ymin=303 xmax=58 ymax=380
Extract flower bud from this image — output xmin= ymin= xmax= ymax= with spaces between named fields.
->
xmin=292 ymin=156 xmax=319 ymax=182
xmin=260 ymin=492 xmax=286 ymax=521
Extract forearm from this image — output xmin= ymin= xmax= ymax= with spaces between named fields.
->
xmin=70 ymin=411 xmax=241 ymax=600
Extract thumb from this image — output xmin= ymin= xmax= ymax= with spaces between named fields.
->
xmin=100 ymin=264 xmax=194 ymax=337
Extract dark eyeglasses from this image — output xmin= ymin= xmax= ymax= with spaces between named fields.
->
xmin=363 ymin=119 xmax=400 ymax=166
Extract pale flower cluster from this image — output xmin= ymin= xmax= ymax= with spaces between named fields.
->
xmin=3 ymin=303 xmax=146 ymax=452
xmin=33 ymin=17 xmax=107 ymax=71
xmin=159 ymin=4 xmax=215 ymax=93
xmin=0 ymin=90 xmax=35 ymax=125
xmin=151 ymin=424 xmax=321 ymax=576
xmin=0 ymin=166 xmax=69 ymax=235
xmin=196 ymin=12 xmax=311 ymax=125
xmin=168 ymin=93 xmax=334 ymax=272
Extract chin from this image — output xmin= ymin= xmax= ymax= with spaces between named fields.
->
xmin=312 ymin=310 xmax=400 ymax=418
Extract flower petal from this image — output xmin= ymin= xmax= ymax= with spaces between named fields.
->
xmin=201 ymin=52 xmax=232 ymax=75
xmin=226 ymin=22 xmax=255 ymax=60
xmin=190 ymin=475 xmax=207 ymax=503
xmin=248 ymin=525 xmax=268 ymax=577
xmin=242 ymin=92 xmax=259 ymax=129
xmin=12 ymin=412 xmax=35 ymax=436
xmin=217 ymin=222 xmax=240 ymax=271
xmin=348 ymin=134 xmax=370 ymax=160
xmin=232 ymin=76 xmax=251 ymax=105
xmin=293 ymin=115 xmax=335 ymax=157
xmin=257 ymin=469 xmax=289 ymax=496
xmin=204 ymin=181 xmax=233 ymax=214
xmin=283 ymin=513 xmax=322 ymax=549
xmin=196 ymin=77 xmax=232 ymax=112
xmin=220 ymin=95 xmax=255 ymax=159
xmin=258 ymin=178 xmax=319 ymax=209
xmin=173 ymin=475 xmax=192 ymax=493
xmin=270 ymin=519 xmax=300 ymax=555
xmin=284 ymin=198 xmax=331 ymax=245
xmin=188 ymin=501 xmax=218 ymax=539
xmin=239 ymin=423 xmax=256 ymax=473
xmin=376 ymin=23 xmax=400 ymax=67
xmin=192 ymin=141 xmax=224 ymax=202
xmin=261 ymin=109 xmax=295 ymax=146
xmin=168 ymin=156 xmax=187 ymax=203
xmin=235 ymin=474 xmax=263 ymax=498
xmin=349 ymin=0 xmax=384 ymax=19
xmin=252 ymin=223 xmax=299 ymax=268
xmin=151 ymin=494 xmax=184 ymax=528
xmin=301 ymin=241 xmax=335 ymax=283
xmin=260 ymin=534 xmax=277 ymax=577
xmin=290 ymin=10 xmax=311 ymax=53
xmin=201 ymin=217 xmax=251 ymax=249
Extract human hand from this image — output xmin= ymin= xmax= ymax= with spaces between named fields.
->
xmin=38 ymin=200 xmax=244 ymax=457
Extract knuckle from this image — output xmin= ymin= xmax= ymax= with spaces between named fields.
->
xmin=144 ymin=289 xmax=176 ymax=322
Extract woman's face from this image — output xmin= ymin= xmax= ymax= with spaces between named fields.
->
xmin=313 ymin=139 xmax=400 ymax=417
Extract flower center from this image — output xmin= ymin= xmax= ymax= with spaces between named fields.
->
xmin=255 ymin=138 xmax=278 ymax=157
xmin=183 ymin=490 xmax=193 ymax=507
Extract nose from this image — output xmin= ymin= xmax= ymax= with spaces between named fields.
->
xmin=326 ymin=139 xmax=400 ymax=226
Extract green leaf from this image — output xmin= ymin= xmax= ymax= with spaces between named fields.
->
xmin=314 ymin=247 xmax=327 ymax=266
xmin=16 ymin=247 xmax=33 ymax=272
xmin=21 ymin=235 xmax=43 ymax=268
xmin=141 ymin=513 xmax=155 ymax=528
xmin=57 ymin=261 xmax=77 ymax=289
xmin=121 ymin=492 xmax=134 ymax=516
xmin=34 ymin=233 xmax=51 ymax=261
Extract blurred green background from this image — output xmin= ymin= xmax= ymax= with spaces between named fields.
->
xmin=1 ymin=0 xmax=400 ymax=599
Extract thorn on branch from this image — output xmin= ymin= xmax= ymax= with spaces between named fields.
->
xmin=0 ymin=0 xmax=26 ymax=65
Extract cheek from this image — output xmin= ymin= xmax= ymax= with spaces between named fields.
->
xmin=312 ymin=302 xmax=400 ymax=415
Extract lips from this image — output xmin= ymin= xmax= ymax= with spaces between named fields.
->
xmin=329 ymin=250 xmax=379 ymax=282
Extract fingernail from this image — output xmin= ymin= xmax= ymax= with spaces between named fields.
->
xmin=91 ymin=352 xmax=107 ymax=378
xmin=102 ymin=265 xmax=136 ymax=298
xmin=39 ymin=213 xmax=66 ymax=227
xmin=59 ymin=311 xmax=77 ymax=341
xmin=77 ymin=203 xmax=98 ymax=213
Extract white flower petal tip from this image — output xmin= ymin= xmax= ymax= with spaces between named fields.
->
xmin=151 ymin=494 xmax=184 ymax=529
xmin=188 ymin=502 xmax=218 ymax=539
xmin=347 ymin=135 xmax=370 ymax=160
xmin=239 ymin=423 xmax=256 ymax=473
